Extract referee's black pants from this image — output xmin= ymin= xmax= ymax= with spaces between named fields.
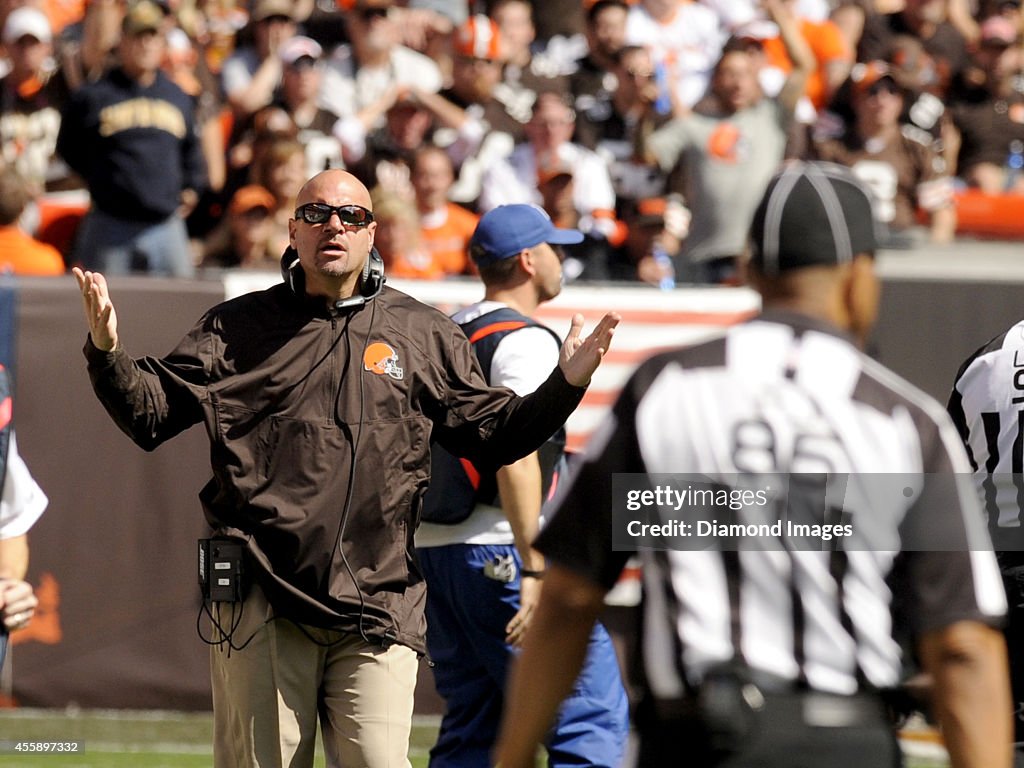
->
xmin=636 ymin=689 xmax=901 ymax=768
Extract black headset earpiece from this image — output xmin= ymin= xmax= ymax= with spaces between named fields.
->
xmin=281 ymin=246 xmax=303 ymax=295
xmin=281 ymin=246 xmax=386 ymax=311
xmin=360 ymin=247 xmax=385 ymax=298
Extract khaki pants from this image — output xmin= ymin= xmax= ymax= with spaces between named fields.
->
xmin=210 ymin=585 xmax=418 ymax=768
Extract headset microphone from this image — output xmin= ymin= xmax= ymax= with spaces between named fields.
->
xmin=334 ymin=294 xmax=368 ymax=310
xmin=280 ymin=246 xmax=386 ymax=310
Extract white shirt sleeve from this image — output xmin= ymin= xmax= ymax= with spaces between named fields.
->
xmin=220 ymin=49 xmax=257 ymax=97
xmin=489 ymin=326 xmax=560 ymax=396
xmin=318 ymin=46 xmax=359 ymax=119
xmin=0 ymin=431 xmax=47 ymax=539
xmin=332 ymin=115 xmax=369 ymax=163
xmin=571 ymin=147 xmax=617 ymax=215
xmin=477 ymin=155 xmax=534 ymax=212
xmin=392 ymin=46 xmax=443 ymax=94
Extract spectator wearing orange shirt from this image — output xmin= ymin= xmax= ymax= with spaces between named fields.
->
xmin=758 ymin=0 xmax=854 ymax=114
xmin=370 ymin=188 xmax=445 ymax=280
xmin=411 ymin=146 xmax=477 ymax=276
xmin=0 ymin=167 xmax=65 ymax=275
xmin=39 ymin=0 xmax=87 ymax=38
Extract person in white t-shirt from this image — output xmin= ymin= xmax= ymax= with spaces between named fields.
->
xmin=416 ymin=205 xmax=628 ymax=768
xmin=320 ymin=0 xmax=443 ymax=123
xmin=625 ymin=0 xmax=725 ymax=109
xmin=1 ymin=426 xmax=46 ymax=643
xmin=478 ymin=92 xmax=617 ymax=243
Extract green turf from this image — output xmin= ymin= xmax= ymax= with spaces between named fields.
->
xmin=0 ymin=709 xmax=948 ymax=767
xmin=0 ymin=710 xmax=437 ymax=767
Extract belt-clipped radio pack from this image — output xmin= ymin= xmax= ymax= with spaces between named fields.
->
xmin=198 ymin=537 xmax=245 ymax=602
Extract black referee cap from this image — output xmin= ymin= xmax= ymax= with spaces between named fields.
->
xmin=749 ymin=161 xmax=877 ymax=275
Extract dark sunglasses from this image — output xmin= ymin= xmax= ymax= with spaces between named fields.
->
xmin=866 ymin=80 xmax=899 ymax=97
xmin=295 ymin=203 xmax=374 ymax=227
xmin=286 ymin=56 xmax=318 ymax=71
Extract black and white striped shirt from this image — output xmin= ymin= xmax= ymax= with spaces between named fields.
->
xmin=538 ymin=311 xmax=1005 ymax=699
xmin=949 ymin=318 xmax=1024 ymax=554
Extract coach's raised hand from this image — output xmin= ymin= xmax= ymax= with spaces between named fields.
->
xmin=558 ymin=312 xmax=621 ymax=388
xmin=72 ymin=267 xmax=119 ymax=352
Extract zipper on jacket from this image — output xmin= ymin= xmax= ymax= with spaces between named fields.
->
xmin=326 ymin=314 xmax=339 ymax=428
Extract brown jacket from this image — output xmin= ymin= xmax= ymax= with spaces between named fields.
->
xmin=84 ymin=283 xmax=584 ymax=652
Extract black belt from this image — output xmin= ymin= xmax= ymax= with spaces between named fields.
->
xmin=651 ymin=673 xmax=888 ymax=729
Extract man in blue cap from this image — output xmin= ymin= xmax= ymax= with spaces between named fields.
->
xmin=416 ymin=204 xmax=629 ymax=767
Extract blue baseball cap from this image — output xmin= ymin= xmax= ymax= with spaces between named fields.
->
xmin=470 ymin=205 xmax=584 ymax=267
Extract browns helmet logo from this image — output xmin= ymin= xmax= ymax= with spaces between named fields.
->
xmin=363 ymin=342 xmax=404 ymax=381
xmin=706 ymin=122 xmax=745 ymax=163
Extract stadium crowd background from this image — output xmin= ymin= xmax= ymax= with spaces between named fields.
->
xmin=3 ymin=0 xmax=1024 ymax=283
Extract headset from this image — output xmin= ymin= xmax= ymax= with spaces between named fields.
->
xmin=280 ymin=246 xmax=386 ymax=311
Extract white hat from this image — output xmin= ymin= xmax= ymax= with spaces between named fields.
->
xmin=2 ymin=7 xmax=52 ymax=45
xmin=278 ymin=35 xmax=322 ymax=66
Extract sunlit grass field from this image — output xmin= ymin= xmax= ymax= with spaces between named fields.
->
xmin=0 ymin=708 xmax=948 ymax=767
xmin=0 ymin=709 xmax=438 ymax=767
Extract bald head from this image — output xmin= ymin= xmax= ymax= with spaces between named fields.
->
xmin=296 ymin=170 xmax=373 ymax=211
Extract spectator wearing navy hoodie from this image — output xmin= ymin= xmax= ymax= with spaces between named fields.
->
xmin=57 ymin=0 xmax=207 ymax=276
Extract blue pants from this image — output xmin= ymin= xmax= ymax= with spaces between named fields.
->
xmin=74 ymin=207 xmax=194 ymax=277
xmin=419 ymin=543 xmax=629 ymax=768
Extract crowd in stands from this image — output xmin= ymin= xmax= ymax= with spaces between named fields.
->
xmin=2 ymin=0 xmax=1024 ymax=283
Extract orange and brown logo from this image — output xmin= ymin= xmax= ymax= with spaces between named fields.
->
xmin=706 ymin=122 xmax=745 ymax=163
xmin=363 ymin=342 xmax=404 ymax=381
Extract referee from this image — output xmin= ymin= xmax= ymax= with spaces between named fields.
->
xmin=949 ymin=318 xmax=1024 ymax=763
xmin=494 ymin=161 xmax=1012 ymax=768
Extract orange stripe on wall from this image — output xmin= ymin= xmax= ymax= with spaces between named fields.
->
xmin=601 ymin=347 xmax=676 ymax=365
xmin=535 ymin=308 xmax=756 ymax=325
xmin=580 ymin=390 xmax=624 ymax=407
